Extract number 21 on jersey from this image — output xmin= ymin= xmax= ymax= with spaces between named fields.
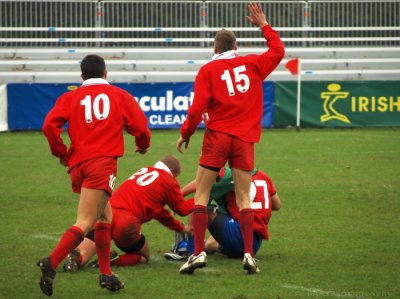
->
xmin=80 ymin=93 xmax=110 ymax=123
xmin=249 ymin=179 xmax=270 ymax=210
xmin=220 ymin=65 xmax=250 ymax=96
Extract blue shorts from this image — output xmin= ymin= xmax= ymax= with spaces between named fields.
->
xmin=208 ymin=213 xmax=262 ymax=258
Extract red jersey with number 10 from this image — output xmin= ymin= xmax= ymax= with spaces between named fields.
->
xmin=42 ymin=79 xmax=151 ymax=169
xmin=181 ymin=25 xmax=285 ymax=142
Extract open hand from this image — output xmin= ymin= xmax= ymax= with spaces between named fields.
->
xmin=246 ymin=2 xmax=269 ymax=28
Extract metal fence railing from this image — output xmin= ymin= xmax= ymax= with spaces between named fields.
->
xmin=0 ymin=0 xmax=399 ymax=48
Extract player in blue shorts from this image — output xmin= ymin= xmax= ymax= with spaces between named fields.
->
xmin=166 ymin=167 xmax=281 ymax=261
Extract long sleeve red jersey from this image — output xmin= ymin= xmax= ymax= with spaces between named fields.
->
xmin=225 ymin=170 xmax=277 ymax=240
xmin=154 ymin=208 xmax=186 ymax=232
xmin=42 ymin=78 xmax=151 ymax=169
xmin=110 ymin=162 xmax=194 ymax=229
xmin=180 ymin=25 xmax=285 ymax=143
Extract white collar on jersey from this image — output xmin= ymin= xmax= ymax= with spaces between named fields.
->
xmin=154 ymin=161 xmax=173 ymax=176
xmin=212 ymin=49 xmax=239 ymax=61
xmin=81 ymin=78 xmax=110 ymax=86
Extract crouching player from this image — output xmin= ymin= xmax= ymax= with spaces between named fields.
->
xmin=63 ymin=155 xmax=194 ymax=271
xmin=205 ymin=167 xmax=281 ymax=260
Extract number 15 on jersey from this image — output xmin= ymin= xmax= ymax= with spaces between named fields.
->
xmin=220 ymin=65 xmax=250 ymax=96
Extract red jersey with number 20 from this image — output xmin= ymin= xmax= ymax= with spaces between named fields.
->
xmin=181 ymin=25 xmax=285 ymax=142
xmin=110 ymin=163 xmax=194 ymax=226
xmin=225 ymin=170 xmax=277 ymax=240
xmin=42 ymin=78 xmax=151 ymax=169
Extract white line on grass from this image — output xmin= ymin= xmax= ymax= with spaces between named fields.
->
xmin=32 ymin=234 xmax=59 ymax=241
xmin=200 ymin=268 xmax=222 ymax=274
xmin=282 ymin=284 xmax=361 ymax=298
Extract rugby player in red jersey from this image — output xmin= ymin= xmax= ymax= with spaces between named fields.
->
xmin=39 ymin=54 xmax=151 ymax=295
xmin=166 ymin=167 xmax=281 ymax=264
xmin=63 ymin=155 xmax=194 ymax=271
xmin=177 ymin=2 xmax=284 ymax=274
xmin=205 ymin=168 xmax=281 ymax=259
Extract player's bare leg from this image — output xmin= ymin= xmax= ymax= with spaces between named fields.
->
xmin=205 ymin=235 xmax=220 ymax=254
xmin=64 ymin=237 xmax=97 ymax=272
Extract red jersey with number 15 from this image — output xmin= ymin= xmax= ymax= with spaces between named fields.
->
xmin=42 ymin=78 xmax=151 ymax=169
xmin=181 ymin=25 xmax=285 ymax=143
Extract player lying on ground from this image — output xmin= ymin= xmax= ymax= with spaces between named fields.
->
xmin=63 ymin=155 xmax=194 ymax=271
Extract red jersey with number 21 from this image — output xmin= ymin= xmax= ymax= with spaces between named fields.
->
xmin=225 ymin=170 xmax=277 ymax=240
xmin=181 ymin=25 xmax=285 ymax=142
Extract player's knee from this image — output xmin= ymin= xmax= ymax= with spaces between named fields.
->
xmin=75 ymin=220 xmax=96 ymax=234
xmin=205 ymin=237 xmax=219 ymax=254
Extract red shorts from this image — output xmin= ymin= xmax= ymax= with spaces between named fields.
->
xmin=199 ymin=129 xmax=254 ymax=171
xmin=111 ymin=208 xmax=142 ymax=248
xmin=69 ymin=157 xmax=117 ymax=195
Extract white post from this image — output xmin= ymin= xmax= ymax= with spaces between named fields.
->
xmin=296 ymin=58 xmax=302 ymax=132
xmin=0 ymin=84 xmax=8 ymax=131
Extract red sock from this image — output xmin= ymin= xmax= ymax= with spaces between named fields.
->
xmin=94 ymin=222 xmax=112 ymax=275
xmin=239 ymin=209 xmax=254 ymax=256
xmin=50 ymin=226 xmax=84 ymax=269
xmin=113 ymin=253 xmax=142 ymax=267
xmin=193 ymin=205 xmax=208 ymax=256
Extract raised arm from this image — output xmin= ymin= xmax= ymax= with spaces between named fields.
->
xmin=246 ymin=2 xmax=269 ymax=28
xmin=246 ymin=2 xmax=285 ymax=77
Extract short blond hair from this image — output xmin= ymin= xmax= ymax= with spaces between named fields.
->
xmin=160 ymin=155 xmax=181 ymax=177
xmin=214 ymin=29 xmax=236 ymax=53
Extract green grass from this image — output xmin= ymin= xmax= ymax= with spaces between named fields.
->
xmin=0 ymin=128 xmax=399 ymax=299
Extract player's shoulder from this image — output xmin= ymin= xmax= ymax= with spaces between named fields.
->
xmin=242 ymin=53 xmax=259 ymax=59
xmin=198 ymin=60 xmax=216 ymax=72
xmin=105 ymin=85 xmax=137 ymax=104
xmin=198 ymin=59 xmax=234 ymax=77
xmin=204 ymin=55 xmax=252 ymax=69
xmin=253 ymin=169 xmax=272 ymax=181
xmin=156 ymin=168 xmax=180 ymax=187
xmin=106 ymin=84 xmax=132 ymax=96
xmin=55 ymin=88 xmax=79 ymax=103
xmin=150 ymin=166 xmax=173 ymax=179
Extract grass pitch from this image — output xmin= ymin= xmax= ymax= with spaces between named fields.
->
xmin=0 ymin=128 xmax=399 ymax=299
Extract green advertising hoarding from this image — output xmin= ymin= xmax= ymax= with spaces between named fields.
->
xmin=274 ymin=81 xmax=400 ymax=127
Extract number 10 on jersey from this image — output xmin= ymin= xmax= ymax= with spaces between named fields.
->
xmin=80 ymin=93 xmax=110 ymax=123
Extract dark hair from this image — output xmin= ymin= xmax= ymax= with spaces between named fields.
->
xmin=80 ymin=54 xmax=106 ymax=80
xmin=214 ymin=29 xmax=236 ymax=53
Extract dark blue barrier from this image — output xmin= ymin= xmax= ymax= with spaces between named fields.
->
xmin=7 ymin=83 xmax=78 ymax=130
xmin=7 ymin=82 xmax=275 ymax=130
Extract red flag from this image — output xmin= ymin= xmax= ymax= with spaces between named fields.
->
xmin=285 ymin=58 xmax=300 ymax=75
